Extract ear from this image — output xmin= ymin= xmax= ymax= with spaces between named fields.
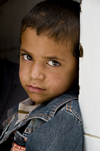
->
xmin=79 ymin=43 xmax=83 ymax=57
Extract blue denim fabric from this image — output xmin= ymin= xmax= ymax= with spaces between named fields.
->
xmin=0 ymin=89 xmax=83 ymax=151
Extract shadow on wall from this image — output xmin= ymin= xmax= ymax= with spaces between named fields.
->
xmin=0 ymin=0 xmax=41 ymax=63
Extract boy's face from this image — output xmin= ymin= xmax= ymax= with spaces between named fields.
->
xmin=19 ymin=28 xmax=78 ymax=104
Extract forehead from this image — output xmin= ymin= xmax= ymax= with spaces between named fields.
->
xmin=20 ymin=28 xmax=73 ymax=59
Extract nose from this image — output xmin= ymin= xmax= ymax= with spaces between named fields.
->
xmin=29 ymin=63 xmax=45 ymax=80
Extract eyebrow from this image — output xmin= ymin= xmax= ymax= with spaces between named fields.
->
xmin=20 ymin=49 xmax=34 ymax=57
xmin=20 ymin=49 xmax=30 ymax=54
xmin=42 ymin=56 xmax=65 ymax=62
xmin=20 ymin=49 xmax=65 ymax=62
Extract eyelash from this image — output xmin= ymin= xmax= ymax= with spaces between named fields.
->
xmin=21 ymin=54 xmax=33 ymax=61
xmin=47 ymin=60 xmax=60 ymax=67
xmin=21 ymin=54 xmax=60 ymax=67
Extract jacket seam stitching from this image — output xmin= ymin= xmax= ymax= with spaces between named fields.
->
xmin=49 ymin=97 xmax=77 ymax=118
xmin=24 ymin=130 xmax=33 ymax=134
xmin=37 ymin=121 xmax=45 ymax=129
xmin=24 ymin=97 xmax=78 ymax=121
xmin=65 ymin=109 xmax=82 ymax=122
xmin=3 ymin=112 xmax=18 ymax=127
xmin=72 ymin=110 xmax=82 ymax=121
xmin=5 ymin=97 xmax=78 ymax=126
xmin=25 ymin=128 xmax=34 ymax=132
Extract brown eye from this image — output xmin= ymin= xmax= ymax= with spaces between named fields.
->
xmin=48 ymin=60 xmax=60 ymax=66
xmin=23 ymin=55 xmax=33 ymax=61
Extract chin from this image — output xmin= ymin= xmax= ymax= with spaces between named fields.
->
xmin=28 ymin=95 xmax=45 ymax=104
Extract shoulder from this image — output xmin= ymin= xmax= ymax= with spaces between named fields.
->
xmin=53 ymin=99 xmax=83 ymax=129
xmin=27 ymin=99 xmax=83 ymax=151
xmin=65 ymin=99 xmax=82 ymax=122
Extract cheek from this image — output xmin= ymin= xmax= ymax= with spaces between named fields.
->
xmin=47 ymin=69 xmax=77 ymax=92
xmin=19 ymin=65 xmax=27 ymax=84
xmin=19 ymin=65 xmax=23 ymax=78
xmin=47 ymin=72 xmax=64 ymax=89
xmin=19 ymin=70 xmax=24 ymax=86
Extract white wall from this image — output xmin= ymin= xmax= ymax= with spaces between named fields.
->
xmin=79 ymin=0 xmax=100 ymax=150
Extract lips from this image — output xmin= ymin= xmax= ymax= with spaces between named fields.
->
xmin=26 ymin=85 xmax=45 ymax=93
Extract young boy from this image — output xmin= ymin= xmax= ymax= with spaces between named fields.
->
xmin=0 ymin=0 xmax=83 ymax=150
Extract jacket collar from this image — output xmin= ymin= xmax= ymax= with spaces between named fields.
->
xmin=23 ymin=88 xmax=78 ymax=122
xmin=8 ymin=88 xmax=78 ymax=123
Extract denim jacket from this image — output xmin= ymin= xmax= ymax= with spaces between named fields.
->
xmin=0 ymin=89 xmax=83 ymax=151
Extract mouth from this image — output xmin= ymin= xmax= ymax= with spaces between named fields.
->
xmin=26 ymin=85 xmax=45 ymax=93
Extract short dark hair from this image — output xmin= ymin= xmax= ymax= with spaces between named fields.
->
xmin=21 ymin=0 xmax=80 ymax=59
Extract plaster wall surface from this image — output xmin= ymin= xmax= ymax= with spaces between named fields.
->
xmin=79 ymin=0 xmax=100 ymax=150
